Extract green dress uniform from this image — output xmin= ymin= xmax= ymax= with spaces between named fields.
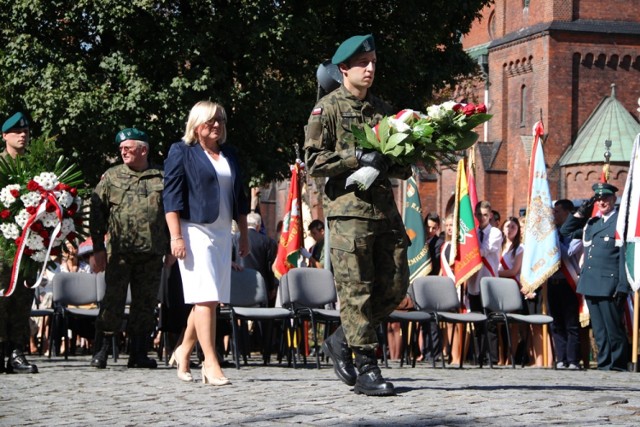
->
xmin=90 ymin=162 xmax=169 ymax=367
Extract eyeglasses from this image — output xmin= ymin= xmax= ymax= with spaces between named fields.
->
xmin=204 ymin=116 xmax=226 ymax=127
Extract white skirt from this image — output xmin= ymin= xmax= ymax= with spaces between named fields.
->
xmin=178 ymin=218 xmax=232 ymax=304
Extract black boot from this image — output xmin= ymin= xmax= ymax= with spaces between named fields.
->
xmin=127 ymin=335 xmax=157 ymax=369
xmin=7 ymin=347 xmax=38 ymax=374
xmin=353 ymin=349 xmax=394 ymax=396
xmin=91 ymin=333 xmax=111 ymax=369
xmin=321 ymin=326 xmax=357 ymax=386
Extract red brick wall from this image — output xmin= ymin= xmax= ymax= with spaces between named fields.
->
xmin=574 ymin=0 xmax=640 ymax=21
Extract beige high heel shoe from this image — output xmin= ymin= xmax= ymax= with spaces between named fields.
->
xmin=169 ymin=347 xmax=193 ymax=383
xmin=201 ymin=366 xmax=230 ymax=386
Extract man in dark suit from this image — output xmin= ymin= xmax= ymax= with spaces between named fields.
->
xmin=561 ymin=183 xmax=630 ymax=371
xmin=234 ymin=212 xmax=277 ymax=306
xmin=422 ymin=213 xmax=444 ymax=361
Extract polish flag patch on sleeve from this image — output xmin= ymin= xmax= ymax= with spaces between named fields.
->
xmin=312 ymin=107 xmax=323 ymax=116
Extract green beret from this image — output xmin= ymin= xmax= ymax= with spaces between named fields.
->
xmin=2 ymin=112 xmax=29 ymax=133
xmin=115 ymin=128 xmax=148 ymax=144
xmin=592 ymin=182 xmax=618 ymax=197
xmin=331 ymin=34 xmax=376 ymax=65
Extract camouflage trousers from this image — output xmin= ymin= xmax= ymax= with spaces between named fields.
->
xmin=97 ymin=252 xmax=163 ymax=336
xmin=0 ymin=271 xmax=34 ymax=346
xmin=329 ymin=217 xmax=409 ymax=350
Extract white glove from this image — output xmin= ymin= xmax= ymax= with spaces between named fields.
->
xmin=300 ymin=247 xmax=312 ymax=258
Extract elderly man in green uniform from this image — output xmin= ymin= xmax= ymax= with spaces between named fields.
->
xmin=0 ymin=112 xmax=38 ymax=374
xmin=89 ymin=128 xmax=169 ymax=369
xmin=561 ymin=183 xmax=630 ymax=371
xmin=304 ymin=35 xmax=411 ymax=396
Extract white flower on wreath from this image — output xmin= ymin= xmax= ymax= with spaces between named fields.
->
xmin=56 ymin=191 xmax=74 ymax=209
xmin=388 ymin=117 xmax=411 ymax=133
xmin=20 ymin=191 xmax=43 ymax=208
xmin=40 ymin=211 xmax=59 ymax=228
xmin=60 ymin=218 xmax=75 ymax=236
xmin=34 ymin=172 xmax=59 ymax=191
xmin=15 ymin=209 xmax=31 ymax=229
xmin=30 ymin=250 xmax=48 ymax=263
xmin=0 ymin=223 xmax=20 ymax=240
xmin=0 ymin=184 xmax=21 ymax=208
xmin=26 ymin=233 xmax=45 ymax=251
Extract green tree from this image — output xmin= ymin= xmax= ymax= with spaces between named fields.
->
xmin=0 ymin=0 xmax=492 ymax=186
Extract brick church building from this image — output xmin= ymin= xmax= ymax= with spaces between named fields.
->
xmin=424 ymin=0 xmax=640 ymax=220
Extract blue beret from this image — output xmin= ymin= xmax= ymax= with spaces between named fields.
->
xmin=2 ymin=112 xmax=29 ymax=133
xmin=115 ymin=128 xmax=148 ymax=144
xmin=592 ymin=182 xmax=618 ymax=196
xmin=331 ymin=34 xmax=376 ymax=65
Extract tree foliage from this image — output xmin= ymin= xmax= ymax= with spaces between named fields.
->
xmin=0 ymin=0 xmax=492 ymax=186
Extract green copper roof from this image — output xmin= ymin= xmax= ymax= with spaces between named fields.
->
xmin=559 ymin=84 xmax=640 ymax=166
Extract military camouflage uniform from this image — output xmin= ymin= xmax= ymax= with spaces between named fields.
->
xmin=0 ymin=151 xmax=34 ymax=353
xmin=304 ymin=85 xmax=411 ymax=350
xmin=90 ymin=163 xmax=168 ymax=336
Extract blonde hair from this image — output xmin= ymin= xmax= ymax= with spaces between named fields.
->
xmin=182 ymin=100 xmax=227 ymax=145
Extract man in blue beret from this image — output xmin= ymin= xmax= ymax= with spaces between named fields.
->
xmin=304 ymin=35 xmax=412 ymax=396
xmin=561 ymin=182 xmax=630 ymax=371
xmin=0 ymin=112 xmax=39 ymax=374
xmin=89 ymin=127 xmax=169 ymax=369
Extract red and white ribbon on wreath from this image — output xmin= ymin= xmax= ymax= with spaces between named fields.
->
xmin=0 ymin=191 xmax=63 ymax=297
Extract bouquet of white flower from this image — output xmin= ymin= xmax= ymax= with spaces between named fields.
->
xmin=348 ymin=102 xmax=492 ymax=189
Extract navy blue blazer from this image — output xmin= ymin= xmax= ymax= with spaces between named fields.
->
xmin=163 ymin=140 xmax=249 ymax=223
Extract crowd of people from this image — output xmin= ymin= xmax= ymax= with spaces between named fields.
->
xmin=0 ymin=33 xmax=633 ymax=400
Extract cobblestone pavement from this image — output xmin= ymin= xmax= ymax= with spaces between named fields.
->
xmin=2 ymin=353 xmax=640 ymax=426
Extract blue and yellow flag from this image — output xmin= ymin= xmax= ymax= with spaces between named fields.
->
xmin=521 ymin=121 xmax=560 ymax=293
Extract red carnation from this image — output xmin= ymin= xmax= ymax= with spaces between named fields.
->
xmin=39 ymin=229 xmax=50 ymax=239
xmin=66 ymin=232 xmax=77 ymax=242
xmin=24 ymin=248 xmax=35 ymax=256
xmin=10 ymin=189 xmax=19 ymax=198
xmin=452 ymin=103 xmax=463 ymax=113
xmin=45 ymin=202 xmax=56 ymax=213
xmin=30 ymin=222 xmax=43 ymax=232
xmin=69 ymin=187 xmax=78 ymax=197
xmin=0 ymin=209 xmax=10 ymax=220
xmin=26 ymin=206 xmax=36 ymax=215
xmin=475 ymin=103 xmax=487 ymax=114
xmin=58 ymin=183 xmax=71 ymax=192
xmin=27 ymin=180 xmax=40 ymax=191
xmin=66 ymin=203 xmax=78 ymax=216
xmin=43 ymin=238 xmax=50 ymax=247
xmin=462 ymin=104 xmax=476 ymax=116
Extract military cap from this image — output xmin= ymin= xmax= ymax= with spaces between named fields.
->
xmin=115 ymin=128 xmax=148 ymax=144
xmin=2 ymin=112 xmax=29 ymax=133
xmin=331 ymin=34 xmax=376 ymax=65
xmin=592 ymin=182 xmax=618 ymax=197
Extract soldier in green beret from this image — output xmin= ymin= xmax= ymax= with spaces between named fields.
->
xmin=561 ymin=182 xmax=630 ymax=371
xmin=304 ymin=35 xmax=412 ymax=396
xmin=0 ymin=111 xmax=39 ymax=374
xmin=89 ymin=128 xmax=169 ymax=369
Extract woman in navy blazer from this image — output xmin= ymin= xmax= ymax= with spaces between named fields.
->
xmin=164 ymin=101 xmax=250 ymax=385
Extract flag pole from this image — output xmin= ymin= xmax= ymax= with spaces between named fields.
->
xmin=633 ymin=290 xmax=639 ymax=372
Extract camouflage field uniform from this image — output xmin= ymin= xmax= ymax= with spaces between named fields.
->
xmin=0 ymin=151 xmax=34 ymax=351
xmin=304 ymin=85 xmax=411 ymax=350
xmin=90 ymin=163 xmax=168 ymax=336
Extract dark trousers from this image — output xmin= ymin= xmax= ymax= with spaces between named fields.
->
xmin=0 ymin=277 xmax=35 ymax=348
xmin=469 ymin=293 xmax=498 ymax=363
xmin=585 ymin=296 xmax=628 ymax=371
xmin=548 ymin=280 xmax=581 ymax=365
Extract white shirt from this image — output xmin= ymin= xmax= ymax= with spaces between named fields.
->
xmin=468 ymin=223 xmax=503 ymax=295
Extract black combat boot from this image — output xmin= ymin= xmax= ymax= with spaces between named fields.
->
xmin=7 ymin=347 xmax=38 ymax=374
xmin=321 ymin=326 xmax=357 ymax=386
xmin=353 ymin=348 xmax=395 ymax=396
xmin=127 ymin=336 xmax=157 ymax=369
xmin=90 ymin=333 xmax=111 ymax=369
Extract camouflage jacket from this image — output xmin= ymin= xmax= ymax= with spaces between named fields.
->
xmin=90 ymin=163 xmax=168 ymax=255
xmin=304 ymin=85 xmax=411 ymax=220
